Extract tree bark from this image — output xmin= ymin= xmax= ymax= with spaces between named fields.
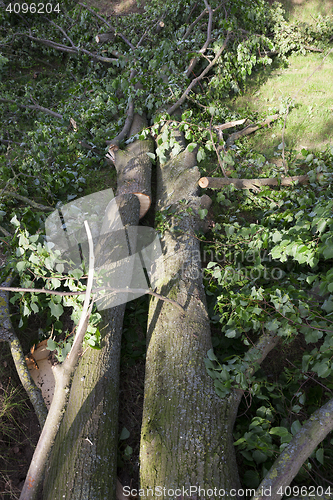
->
xmin=43 ymin=115 xmax=152 ymax=500
xmin=198 ymin=175 xmax=310 ymax=190
xmin=139 ymin=125 xmax=242 ymax=498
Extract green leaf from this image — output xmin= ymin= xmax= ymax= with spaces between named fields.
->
xmin=119 ymin=427 xmax=130 ymax=440
xmin=198 ymin=209 xmax=208 ymax=220
xmin=291 ymin=420 xmax=302 ymax=435
xmin=16 ymin=261 xmax=27 ymax=272
xmin=47 ymin=339 xmax=57 ymax=351
xmin=316 ymin=448 xmax=324 ymax=465
xmin=207 ymin=349 xmax=218 ymax=362
xmin=51 ymin=278 xmax=61 ymax=289
xmin=243 ymin=470 xmax=260 ymax=488
xmin=49 ymin=301 xmax=64 ymax=320
xmin=146 ymin=152 xmax=156 ymax=160
xmin=252 ymin=450 xmax=267 ymax=464
xmin=187 ymin=143 xmax=197 ymax=153
xmin=30 ymin=302 xmax=39 ymax=314
xmin=197 ymin=147 xmax=206 ymax=163
xmin=269 ymin=427 xmax=289 ymax=437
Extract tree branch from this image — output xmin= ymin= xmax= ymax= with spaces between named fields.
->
xmin=225 ymin=114 xmax=280 ymax=147
xmin=198 ymin=174 xmax=311 ymax=190
xmin=185 ymin=0 xmax=213 ymax=78
xmin=0 ymin=286 xmax=185 ymax=312
xmin=0 ymin=190 xmax=52 ymax=211
xmin=25 ymin=33 xmax=118 ymax=65
xmin=77 ymin=1 xmax=135 ymax=50
xmin=0 ymin=274 xmax=48 ymax=428
xmin=0 ymin=97 xmax=63 ymax=119
xmin=19 ymin=221 xmax=95 ymax=500
xmin=252 ymin=397 xmax=333 ymax=500
xmin=167 ymin=32 xmax=230 ymax=116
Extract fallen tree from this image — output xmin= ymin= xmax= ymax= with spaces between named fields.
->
xmin=2 ymin=0 xmax=333 ymax=498
xmin=42 ymin=115 xmax=154 ymax=500
xmin=139 ymin=124 xmax=243 ymax=493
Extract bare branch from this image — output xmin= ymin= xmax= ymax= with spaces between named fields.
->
xmin=225 ymin=114 xmax=280 ymax=147
xmin=167 ymin=33 xmax=230 ymax=116
xmin=0 ymin=286 xmax=185 ymax=312
xmin=0 ymin=225 xmax=12 ymax=237
xmin=0 ymin=191 xmax=52 ymax=211
xmin=19 ymin=222 xmax=95 ymax=500
xmin=198 ymin=174 xmax=311 ymax=190
xmin=0 ymin=97 xmax=63 ymax=119
xmin=214 ymin=118 xmax=247 ymax=131
xmin=209 ymin=115 xmax=228 ymax=177
xmin=252 ymin=397 xmax=333 ymax=500
xmin=25 ymin=33 xmax=118 ymax=65
xmin=45 ymin=17 xmax=76 ymax=48
xmin=185 ymin=0 xmax=213 ymax=78
xmin=183 ymin=7 xmax=208 ymax=40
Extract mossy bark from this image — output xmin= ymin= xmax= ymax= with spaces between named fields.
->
xmin=139 ymin=127 xmax=242 ymax=499
xmin=42 ymin=302 xmax=128 ymax=500
xmin=43 ymin=116 xmax=152 ymax=500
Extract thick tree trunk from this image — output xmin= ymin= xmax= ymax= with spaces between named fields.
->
xmin=139 ymin=126 xmax=242 ymax=499
xmin=43 ymin=115 xmax=152 ymax=500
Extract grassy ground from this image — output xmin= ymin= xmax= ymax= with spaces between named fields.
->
xmin=277 ymin=0 xmax=333 ymax=22
xmin=229 ymin=0 xmax=333 ymax=159
xmin=229 ymin=51 xmax=333 ymax=158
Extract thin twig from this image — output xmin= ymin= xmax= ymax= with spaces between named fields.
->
xmin=25 ymin=34 xmax=118 ymax=64
xmin=208 ymin=114 xmax=228 ymax=177
xmin=0 ymin=285 xmax=185 ymax=312
xmin=45 ymin=17 xmax=76 ymax=48
xmin=183 ymin=7 xmax=208 ymax=40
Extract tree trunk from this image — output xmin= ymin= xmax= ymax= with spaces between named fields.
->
xmin=43 ymin=115 xmax=152 ymax=500
xmin=139 ymin=125 xmax=242 ymax=498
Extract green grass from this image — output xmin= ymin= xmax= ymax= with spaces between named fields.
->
xmin=277 ymin=0 xmax=333 ymax=23
xmin=229 ymin=51 xmax=333 ymax=159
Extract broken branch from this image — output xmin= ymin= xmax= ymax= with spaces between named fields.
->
xmin=167 ymin=32 xmax=230 ymax=116
xmin=198 ymin=174 xmax=311 ymax=190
